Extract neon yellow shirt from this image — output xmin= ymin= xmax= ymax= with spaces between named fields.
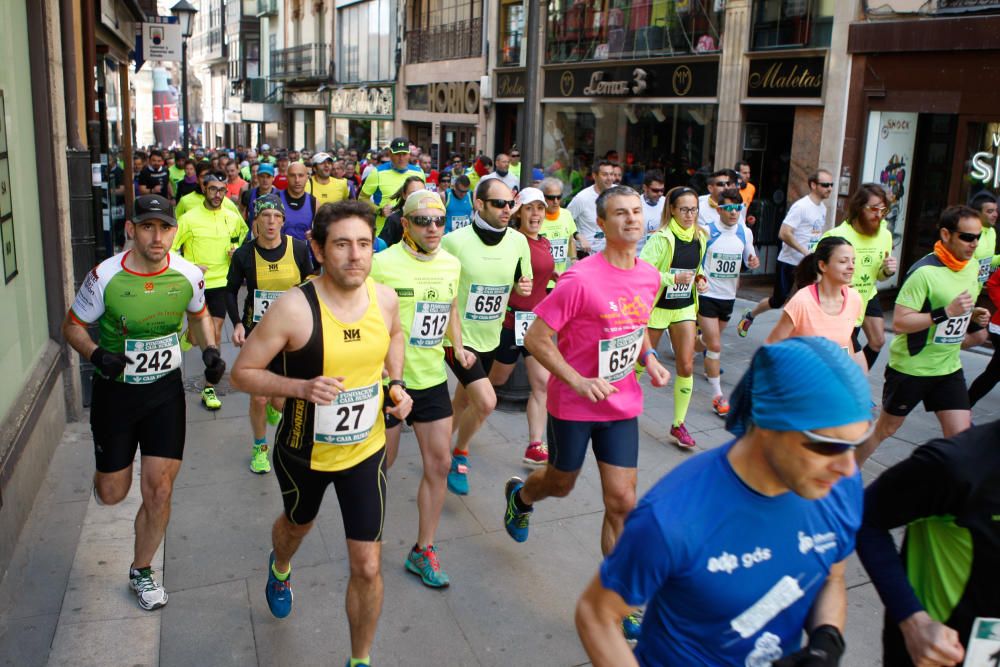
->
xmin=172 ymin=204 xmax=248 ymax=289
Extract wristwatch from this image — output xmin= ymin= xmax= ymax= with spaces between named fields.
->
xmin=387 ymin=379 xmax=407 ymax=391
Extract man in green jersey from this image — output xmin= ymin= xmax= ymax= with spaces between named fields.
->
xmin=857 ymin=205 xmax=990 ymax=464
xmin=371 ymin=190 xmax=475 ymax=588
xmin=970 ymin=191 xmax=1000 ymax=285
xmin=538 ymin=176 xmax=578 ymax=289
xmin=63 ymin=195 xmax=226 ymax=611
xmin=173 ymin=172 xmax=248 ymax=409
xmin=822 ymin=184 xmax=897 ymax=371
xmin=175 ymin=162 xmax=242 ymax=219
xmin=360 ymin=137 xmax=425 ymax=235
xmin=441 ymin=178 xmax=533 ymax=496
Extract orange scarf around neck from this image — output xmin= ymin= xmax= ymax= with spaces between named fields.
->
xmin=934 ymin=240 xmax=968 ymax=271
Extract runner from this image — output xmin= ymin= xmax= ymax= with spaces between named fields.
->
xmin=376 ymin=176 xmax=427 ymax=247
xmin=694 ymin=188 xmax=759 ymax=417
xmin=371 ymin=189 xmax=472 ymax=588
xmin=697 ymin=169 xmax=747 ymax=229
xmin=360 ymin=137 xmax=425 ymax=236
xmin=968 ymin=266 xmax=1000 ymax=405
xmin=856 ymin=421 xmax=1000 ymax=667
xmin=230 ymin=200 xmax=411 ymax=667
xmin=488 ymin=188 xmax=556 ymax=465
xmin=567 ymin=160 xmax=615 ymax=257
xmin=62 ymin=194 xmax=226 ymax=611
xmin=227 ymin=194 xmax=314 ymax=473
xmin=175 ymin=162 xmax=242 ymax=219
xmin=737 ymin=170 xmax=834 ymax=336
xmin=479 ymin=153 xmax=520 ymax=193
xmin=537 ymin=177 xmax=577 ymax=288
xmin=224 ymin=160 xmax=249 ymax=210
xmin=640 ymin=187 xmax=708 ymax=448
xmin=172 ymin=172 xmax=248 ymax=410
xmin=503 ymin=185 xmax=669 ymax=579
xmin=821 ymin=184 xmax=896 ymax=371
xmin=575 ymin=337 xmax=868 ymax=666
xmin=441 ymin=178 xmax=533 ymax=496
xmin=173 ymin=158 xmax=199 ymax=203
xmin=278 ymin=162 xmax=318 ymax=244
xmin=247 ymin=163 xmax=277 ymax=226
xmin=443 ymin=174 xmax=473 ymax=232
xmin=137 ymin=148 xmax=171 ymax=198
xmin=307 ymin=152 xmax=350 ymax=206
xmin=971 ymin=191 xmax=1000 ymax=285
xmin=765 ymin=237 xmax=865 ymax=370
xmin=856 ymin=205 xmax=990 ymax=464
xmin=638 ymin=170 xmax=665 ymax=253
xmin=273 ymin=152 xmax=290 ymax=190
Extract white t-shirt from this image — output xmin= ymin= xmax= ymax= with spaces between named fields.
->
xmin=777 ymin=195 xmax=828 ymax=266
xmin=638 ymin=196 xmax=665 ymax=253
xmin=701 ymin=221 xmax=756 ymax=301
xmin=567 ymin=185 xmax=604 ymax=253
xmin=698 ymin=194 xmax=747 ymax=228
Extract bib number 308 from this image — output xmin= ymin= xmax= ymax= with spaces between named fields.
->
xmin=598 ymin=327 xmax=644 ymax=383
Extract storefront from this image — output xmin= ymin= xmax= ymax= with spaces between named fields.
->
xmin=329 ymin=85 xmax=394 ymax=153
xmin=492 ymin=69 xmax=525 ymax=161
xmin=402 ymin=79 xmax=481 ymax=168
xmin=284 ymin=89 xmax=328 ymax=152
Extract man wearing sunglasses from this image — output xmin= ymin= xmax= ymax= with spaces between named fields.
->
xmin=738 ymin=169 xmax=834 ymax=337
xmin=538 ymin=176 xmax=578 ymax=287
xmin=698 ymin=169 xmax=748 ymax=230
xmin=638 ymin=170 xmax=666 ymax=253
xmin=440 ymin=179 xmax=533 ymax=496
xmin=857 ymin=205 xmax=990 ymax=464
xmin=576 ymin=337 xmax=869 ymax=667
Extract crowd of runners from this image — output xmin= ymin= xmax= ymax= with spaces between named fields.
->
xmin=64 ymin=137 xmax=1000 ymax=666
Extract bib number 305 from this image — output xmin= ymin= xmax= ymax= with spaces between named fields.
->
xmin=124 ymin=333 xmax=181 ymax=384
xmin=598 ymin=327 xmax=644 ymax=383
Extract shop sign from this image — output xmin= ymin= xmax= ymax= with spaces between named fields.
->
xmin=141 ymin=21 xmax=181 ymax=62
xmin=862 ymin=111 xmax=918 ymax=289
xmin=286 ymin=90 xmax=328 ymax=109
xmin=970 ymin=131 xmax=1000 ymax=188
xmin=427 ymin=81 xmax=480 ymax=115
xmin=746 ymin=56 xmax=825 ymax=99
xmin=330 ymin=86 xmax=394 ymax=119
xmin=544 ymin=61 xmax=718 ymax=99
xmin=495 ymin=70 xmax=526 ymax=99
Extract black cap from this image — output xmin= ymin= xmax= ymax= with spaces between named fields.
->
xmin=134 ymin=195 xmax=177 ymax=226
xmin=389 ymin=137 xmax=410 ymax=154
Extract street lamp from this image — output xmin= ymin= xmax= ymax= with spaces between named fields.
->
xmin=171 ymin=0 xmax=198 ymax=154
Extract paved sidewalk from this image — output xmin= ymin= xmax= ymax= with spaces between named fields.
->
xmin=1 ymin=298 xmax=998 ymax=666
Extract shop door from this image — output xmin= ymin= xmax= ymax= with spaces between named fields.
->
xmin=442 ymin=124 xmax=477 ymax=162
xmin=902 ymin=114 xmax=956 ymax=274
xmin=410 ymin=122 xmax=432 ymax=158
xmin=742 ymin=106 xmax=795 ymax=273
xmin=494 ymin=104 xmax=519 ymax=158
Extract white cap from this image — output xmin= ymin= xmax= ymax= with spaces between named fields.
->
xmin=261 ymin=143 xmax=271 ymax=151
xmin=312 ymin=152 xmax=334 ymax=165
xmin=518 ymin=187 xmax=545 ymax=207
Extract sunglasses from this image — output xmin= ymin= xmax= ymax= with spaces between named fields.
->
xmin=648 ymin=187 xmax=665 ymax=194
xmin=510 ymin=153 xmax=520 ymax=158
xmin=711 ymin=181 xmax=731 ymax=187
xmin=816 ymin=181 xmax=835 ymax=188
xmin=864 ymin=205 xmax=888 ymax=214
xmin=544 ymin=194 xmax=562 ymax=201
xmin=800 ymin=422 xmax=875 ymax=456
xmin=408 ymin=215 xmax=446 ymax=228
xmin=486 ymin=199 xmax=516 ymax=209
xmin=719 ymin=203 xmax=744 ymax=213
xmin=957 ymin=231 xmax=982 ymax=243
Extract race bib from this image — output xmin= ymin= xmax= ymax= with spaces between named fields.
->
xmin=514 ymin=311 xmax=537 ymax=346
xmin=548 ymin=238 xmax=569 ymax=264
xmin=598 ymin=327 xmax=644 ymax=383
xmin=979 ymin=257 xmax=993 ymax=284
xmin=410 ymin=301 xmax=449 ymax=347
xmin=934 ymin=311 xmax=971 ymax=345
xmin=314 ymin=382 xmax=380 ymax=445
xmin=708 ymin=251 xmax=741 ymax=279
xmin=664 ymin=269 xmax=694 ymax=299
xmin=253 ymin=289 xmax=284 ymax=322
xmin=123 ymin=333 xmax=181 ymax=385
xmin=464 ymin=284 xmax=511 ymax=321
xmin=450 ymin=215 xmax=471 ymax=230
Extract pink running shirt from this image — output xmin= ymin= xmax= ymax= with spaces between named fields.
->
xmin=783 ymin=284 xmax=863 ymax=353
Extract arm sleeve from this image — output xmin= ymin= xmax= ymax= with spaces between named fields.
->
xmin=224 ymin=254 xmax=245 ymax=327
xmin=855 ymin=441 xmax=965 ymax=624
xmin=172 ymin=216 xmax=189 ymax=253
xmin=639 ymin=234 xmax=674 ymax=287
xmin=599 ymin=503 xmax=674 ymax=607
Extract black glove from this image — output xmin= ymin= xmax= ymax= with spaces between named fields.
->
xmin=772 ymin=626 xmax=845 ymax=667
xmin=202 ymin=346 xmax=226 ymax=384
xmin=90 ymin=346 xmax=132 ymax=379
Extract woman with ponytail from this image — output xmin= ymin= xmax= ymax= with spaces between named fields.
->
xmin=765 ymin=236 xmax=865 ymax=369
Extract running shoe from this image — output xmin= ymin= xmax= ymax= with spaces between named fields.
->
xmin=622 ymin=610 xmax=643 ymax=641
xmin=669 ymin=423 xmax=696 ymax=449
xmin=250 ymin=443 xmax=271 ymax=474
xmin=522 ymin=441 xmax=548 ymax=466
xmin=503 ymin=477 xmax=532 ymax=543
xmin=201 ymin=386 xmax=222 ymax=410
xmin=404 ymin=545 xmax=450 ymax=588
xmin=736 ymin=310 xmax=754 ymax=338
xmin=265 ymin=551 xmax=293 ymax=618
xmin=129 ymin=566 xmax=168 ymax=611
xmin=447 ymin=454 xmax=469 ymax=496
xmin=712 ymin=396 xmax=730 ymax=417
xmin=266 ymin=403 xmax=282 ymax=426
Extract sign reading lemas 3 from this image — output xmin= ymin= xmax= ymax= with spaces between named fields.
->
xmin=544 ymin=61 xmax=719 ymax=99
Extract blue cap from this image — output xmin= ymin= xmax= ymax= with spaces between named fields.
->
xmin=725 ymin=337 xmax=871 ymax=437
xmin=532 ymin=167 xmax=544 ymax=181
xmin=258 ymin=163 xmax=275 ymax=176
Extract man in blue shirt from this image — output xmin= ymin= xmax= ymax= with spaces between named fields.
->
xmin=576 ymin=337 xmax=872 ymax=666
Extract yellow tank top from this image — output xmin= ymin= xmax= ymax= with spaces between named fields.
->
xmin=255 ymin=236 xmax=302 ymax=291
xmin=275 ymin=278 xmax=389 ymax=471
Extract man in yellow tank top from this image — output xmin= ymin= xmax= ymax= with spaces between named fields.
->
xmin=232 ymin=201 xmax=412 ymax=667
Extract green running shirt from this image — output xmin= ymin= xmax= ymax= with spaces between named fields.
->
xmin=174 ymin=191 xmax=242 ymax=220
xmin=823 ymin=221 xmax=893 ymax=324
xmin=972 ymin=224 xmax=1000 ymax=284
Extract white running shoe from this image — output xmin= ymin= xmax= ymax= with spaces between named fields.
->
xmin=129 ymin=567 xmax=168 ymax=610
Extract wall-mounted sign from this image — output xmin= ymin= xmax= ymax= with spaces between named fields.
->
xmin=495 ymin=70 xmax=526 ymax=99
xmin=286 ymin=90 xmax=328 ymax=109
xmin=746 ymin=56 xmax=825 ymax=99
xmin=330 ymin=86 xmax=394 ymax=119
xmin=427 ymin=81 xmax=479 ymax=115
xmin=543 ymin=60 xmax=718 ymax=99
xmin=141 ymin=21 xmax=181 ymax=61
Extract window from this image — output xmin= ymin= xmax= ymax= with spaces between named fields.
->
xmin=545 ymin=0 xmax=724 ymax=64
xmin=750 ymin=0 xmax=834 ymax=50
xmin=406 ymin=0 xmax=483 ymax=63
xmin=339 ymin=0 xmax=396 ymax=83
xmin=500 ymin=0 xmax=524 ymax=67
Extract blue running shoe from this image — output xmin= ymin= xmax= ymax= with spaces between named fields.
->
xmin=266 ymin=551 xmax=293 ymax=618
xmin=447 ymin=454 xmax=469 ymax=495
xmin=623 ymin=610 xmax=643 ymax=641
xmin=503 ymin=477 xmax=532 ymax=543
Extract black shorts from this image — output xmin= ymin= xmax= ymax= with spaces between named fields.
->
xmin=547 ymin=415 xmax=639 ymax=473
xmin=384 ymin=381 xmax=453 ymax=427
xmin=273 ymin=445 xmax=387 ymax=540
xmin=204 ymin=287 xmax=228 ymax=318
xmin=697 ymin=296 xmax=735 ymax=321
xmin=865 ymin=296 xmax=884 ymax=318
xmin=444 ymin=346 xmax=496 ymax=386
xmin=882 ymin=367 xmax=970 ymax=416
xmin=768 ymin=260 xmax=798 ymax=309
xmin=495 ymin=325 xmax=532 ymax=365
xmin=90 ymin=371 xmax=186 ymax=473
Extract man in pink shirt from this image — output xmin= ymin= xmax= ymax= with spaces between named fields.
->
xmin=504 ymin=185 xmax=670 ymax=581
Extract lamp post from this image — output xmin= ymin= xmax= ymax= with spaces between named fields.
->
xmin=171 ymin=0 xmax=197 ymax=155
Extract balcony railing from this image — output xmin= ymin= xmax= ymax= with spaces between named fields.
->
xmin=257 ymin=0 xmax=277 ymax=17
xmin=405 ymin=18 xmax=483 ymax=63
xmin=242 ymin=77 xmax=283 ymax=103
xmin=270 ymin=43 xmax=334 ymax=81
